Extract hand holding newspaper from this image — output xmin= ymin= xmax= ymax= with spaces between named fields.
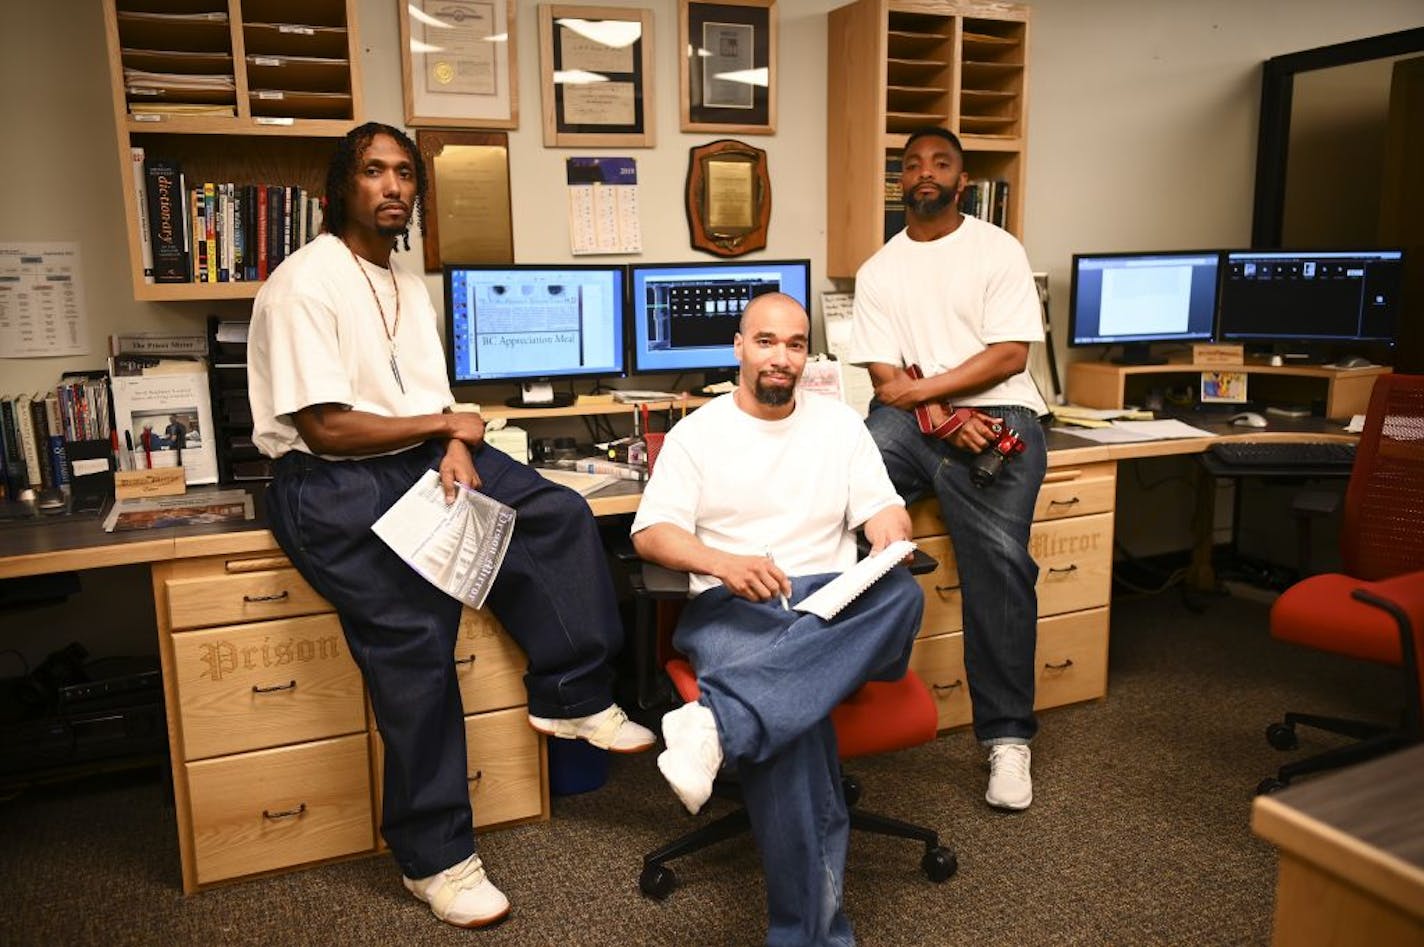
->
xmin=372 ymin=470 xmax=517 ymax=610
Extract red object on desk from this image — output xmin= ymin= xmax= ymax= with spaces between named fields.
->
xmin=141 ymin=429 xmax=152 ymax=469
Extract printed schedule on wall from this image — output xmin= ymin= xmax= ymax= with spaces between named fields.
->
xmin=0 ymin=242 xmax=90 ymax=358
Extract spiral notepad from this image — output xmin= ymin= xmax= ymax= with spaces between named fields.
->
xmin=794 ymin=540 xmax=918 ymax=621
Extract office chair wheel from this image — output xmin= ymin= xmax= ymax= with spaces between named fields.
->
xmin=1265 ymin=722 xmax=1298 ymax=751
xmin=639 ymin=863 xmax=678 ymax=900
xmin=921 ymin=846 xmax=957 ymax=883
xmin=1256 ymin=776 xmax=1288 ymax=796
xmin=841 ymin=774 xmax=862 ymax=807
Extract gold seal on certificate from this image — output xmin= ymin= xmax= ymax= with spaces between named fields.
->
xmin=434 ymin=61 xmax=455 ymax=85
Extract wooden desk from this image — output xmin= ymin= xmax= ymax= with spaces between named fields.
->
xmin=1252 ymin=745 xmax=1424 ymax=946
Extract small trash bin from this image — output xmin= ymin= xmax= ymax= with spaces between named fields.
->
xmin=547 ymin=737 xmax=609 ymax=796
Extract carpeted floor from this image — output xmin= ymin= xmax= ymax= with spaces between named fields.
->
xmin=0 ymin=590 xmax=1398 ymax=946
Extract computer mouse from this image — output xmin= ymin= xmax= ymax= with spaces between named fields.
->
xmin=1330 ymin=355 xmax=1374 ymax=370
xmin=1230 ymin=412 xmax=1268 ymax=428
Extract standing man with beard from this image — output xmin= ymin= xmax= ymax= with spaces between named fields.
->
xmin=248 ymin=122 xmax=654 ymax=929
xmin=632 ymin=294 xmax=924 ymax=946
xmin=849 ymin=126 xmax=1048 ymax=811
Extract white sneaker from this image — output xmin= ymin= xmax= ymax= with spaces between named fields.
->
xmin=985 ymin=744 xmax=1033 ymax=810
xmin=657 ymin=701 xmax=723 ymax=814
xmin=527 ymin=703 xmax=657 ymax=753
xmin=402 ymin=853 xmax=510 ymax=928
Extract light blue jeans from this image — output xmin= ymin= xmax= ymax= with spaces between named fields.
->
xmin=673 ymin=568 xmax=924 ymax=947
xmin=865 ymin=402 xmax=1046 ymax=743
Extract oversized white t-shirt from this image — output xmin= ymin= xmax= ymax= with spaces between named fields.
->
xmin=249 ymin=233 xmax=454 ymax=459
xmin=630 ymin=390 xmax=903 ymax=596
xmin=849 ymin=215 xmax=1048 ymax=415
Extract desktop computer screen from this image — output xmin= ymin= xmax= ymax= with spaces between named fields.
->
xmin=1216 ymin=249 xmax=1403 ymax=346
xmin=627 ymin=260 xmax=811 ymax=375
xmin=444 ymin=264 xmax=626 ymax=390
xmin=1068 ymin=251 xmax=1220 ymax=363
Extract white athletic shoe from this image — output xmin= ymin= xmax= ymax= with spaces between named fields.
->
xmin=657 ymin=701 xmax=724 ymax=815
xmin=985 ymin=744 xmax=1033 ymax=810
xmin=402 ymin=854 xmax=510 ymax=928
xmin=527 ymin=703 xmax=657 ymax=753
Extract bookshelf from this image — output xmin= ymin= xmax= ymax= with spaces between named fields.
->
xmin=102 ymin=0 xmax=363 ymax=301
xmin=827 ymin=0 xmax=1030 ymax=278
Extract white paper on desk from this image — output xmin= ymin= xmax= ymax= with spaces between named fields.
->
xmin=1050 ymin=425 xmax=1150 ymax=443
xmin=1113 ymin=419 xmax=1216 ymax=439
xmin=372 ymin=470 xmax=517 ymax=610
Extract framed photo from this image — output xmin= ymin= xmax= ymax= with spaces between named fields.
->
xmin=416 ymin=130 xmax=514 ymax=273
xmin=679 ymin=0 xmax=776 ymax=135
xmin=399 ymin=0 xmax=519 ymax=129
xmin=538 ymin=4 xmax=655 ymax=148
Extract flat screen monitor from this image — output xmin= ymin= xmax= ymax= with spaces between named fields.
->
xmin=628 ymin=259 xmax=811 ymax=377
xmin=1217 ymin=249 xmax=1403 ymax=350
xmin=444 ymin=264 xmax=625 ymax=407
xmin=1068 ymin=251 xmax=1220 ymax=364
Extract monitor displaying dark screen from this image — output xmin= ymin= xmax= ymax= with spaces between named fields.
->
xmin=1068 ymin=251 xmax=1220 ymax=350
xmin=1217 ymin=249 xmax=1403 ymax=344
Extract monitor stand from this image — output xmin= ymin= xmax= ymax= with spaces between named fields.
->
xmin=505 ymin=381 xmax=576 ymax=409
xmin=1111 ymin=343 xmax=1166 ymax=366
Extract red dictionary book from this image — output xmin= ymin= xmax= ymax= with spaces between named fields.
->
xmin=256 ymin=186 xmax=269 ymax=281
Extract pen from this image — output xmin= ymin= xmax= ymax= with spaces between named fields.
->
xmin=124 ymin=430 xmax=134 ymax=472
xmin=764 ymin=547 xmax=789 ymax=611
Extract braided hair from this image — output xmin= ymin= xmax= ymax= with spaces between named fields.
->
xmin=323 ymin=121 xmax=428 ymax=251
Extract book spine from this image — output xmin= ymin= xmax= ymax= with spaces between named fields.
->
xmin=14 ymin=394 xmax=42 ymax=487
xmin=204 ymin=182 xmax=218 ymax=283
xmin=131 ymin=146 xmax=154 ymax=284
xmin=232 ymin=184 xmax=244 ymax=281
xmin=28 ymin=398 xmax=53 ymax=491
xmin=257 ymin=185 xmax=269 ymax=281
xmin=190 ymin=187 xmax=202 ymax=281
xmin=0 ymin=399 xmax=27 ymax=495
xmin=43 ymin=395 xmax=67 ymax=487
xmin=283 ymin=185 xmax=294 ymax=259
xmin=144 ymin=158 xmax=190 ymax=283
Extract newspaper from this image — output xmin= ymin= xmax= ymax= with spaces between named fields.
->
xmin=103 ymin=489 xmax=253 ymax=532
xmin=371 ymin=469 xmax=516 ymax=610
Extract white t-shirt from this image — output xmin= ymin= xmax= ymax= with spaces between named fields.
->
xmin=848 ymin=215 xmax=1048 ymax=414
xmin=630 ymin=390 xmax=903 ymax=596
xmin=248 ymin=233 xmax=454 ymax=459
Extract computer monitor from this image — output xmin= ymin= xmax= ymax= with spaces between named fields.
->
xmin=1068 ymin=251 xmax=1220 ymax=364
xmin=627 ymin=259 xmax=812 ymax=378
xmin=444 ymin=263 xmax=626 ymax=407
xmin=1216 ymin=249 xmax=1403 ymax=355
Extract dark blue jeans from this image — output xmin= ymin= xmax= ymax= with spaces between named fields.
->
xmin=674 ymin=568 xmax=923 ymax=947
xmin=865 ymin=403 xmax=1046 ymax=743
xmin=265 ymin=441 xmax=624 ymax=877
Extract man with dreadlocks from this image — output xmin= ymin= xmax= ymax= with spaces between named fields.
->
xmin=248 ymin=122 xmax=654 ymax=929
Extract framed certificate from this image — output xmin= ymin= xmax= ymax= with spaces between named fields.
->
xmin=538 ymin=4 xmax=655 ymax=147
xmin=685 ymin=139 xmax=770 ymax=256
xmin=399 ymin=0 xmax=519 ymax=129
xmin=679 ymin=0 xmax=776 ymax=134
xmin=416 ymin=130 xmax=514 ymax=272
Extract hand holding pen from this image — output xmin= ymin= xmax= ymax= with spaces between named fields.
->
xmin=764 ymin=548 xmax=790 ymax=611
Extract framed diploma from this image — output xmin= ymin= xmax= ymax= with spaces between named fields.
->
xmin=399 ymin=0 xmax=519 ymax=129
xmin=685 ymin=139 xmax=770 ymax=257
xmin=416 ymin=130 xmax=515 ymax=272
xmin=679 ymin=0 xmax=776 ymax=134
xmin=538 ymin=4 xmax=655 ymax=147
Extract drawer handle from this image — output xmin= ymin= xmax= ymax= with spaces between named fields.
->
xmin=932 ymin=679 xmax=964 ymax=694
xmin=467 ymin=769 xmax=483 ymax=785
xmin=933 ymin=583 xmax=961 ymax=596
xmin=1043 ymin=658 xmax=1075 ymax=671
xmin=252 ymin=680 xmax=297 ymax=694
xmin=1047 ymin=564 xmax=1079 ymax=575
xmin=262 ymin=803 xmax=307 ymax=821
xmin=243 ymin=590 xmax=290 ymax=603
xmin=1048 ymin=497 xmax=1081 ymax=508
xmin=454 ymin=655 xmax=478 ymax=667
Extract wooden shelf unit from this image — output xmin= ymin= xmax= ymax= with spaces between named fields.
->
xmin=827 ymin=0 xmax=1030 ymax=278
xmin=102 ymin=0 xmax=363 ymax=301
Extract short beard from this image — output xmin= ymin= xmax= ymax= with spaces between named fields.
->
xmin=754 ymin=376 xmax=795 ymax=406
xmin=907 ymin=185 xmax=957 ymax=217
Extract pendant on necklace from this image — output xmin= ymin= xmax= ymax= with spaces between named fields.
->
xmin=389 ymin=346 xmax=405 ymax=394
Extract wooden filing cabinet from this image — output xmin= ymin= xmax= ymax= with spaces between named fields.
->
xmin=908 ymin=461 xmax=1116 ymax=730
xmin=154 ymin=549 xmax=548 ymax=893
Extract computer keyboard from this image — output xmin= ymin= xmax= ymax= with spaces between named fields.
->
xmin=1208 ymin=441 xmax=1357 ymax=469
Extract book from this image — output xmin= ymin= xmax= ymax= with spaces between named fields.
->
xmin=536 ymin=467 xmax=617 ymax=496
xmin=371 ymin=469 xmax=517 ymax=610
xmin=103 ymin=488 xmax=254 ymax=532
xmin=130 ymin=146 xmax=154 ymax=283
xmin=794 ymin=540 xmax=918 ymax=622
xmin=144 ymin=157 xmax=190 ymax=283
xmin=13 ymin=394 xmax=43 ymax=488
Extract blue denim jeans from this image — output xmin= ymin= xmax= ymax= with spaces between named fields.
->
xmin=265 ymin=441 xmax=624 ymax=877
xmin=865 ymin=403 xmax=1046 ymax=744
xmin=673 ymin=568 xmax=923 ymax=947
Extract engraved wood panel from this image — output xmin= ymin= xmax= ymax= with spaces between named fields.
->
xmin=166 ymin=566 xmax=332 ymax=631
xmin=1034 ymin=607 xmax=1109 ymax=710
xmin=912 ymin=534 xmax=963 ymax=638
xmin=187 ymin=734 xmax=373 ymax=885
xmin=455 ymin=608 xmax=529 ymax=715
xmin=908 ymin=632 xmax=972 ymax=732
xmin=1034 ymin=462 xmax=1116 ymax=521
xmin=1030 ymin=512 xmax=1114 ymax=617
xmin=172 ymin=614 xmax=365 ymax=760
xmin=465 ymin=707 xmax=546 ymax=828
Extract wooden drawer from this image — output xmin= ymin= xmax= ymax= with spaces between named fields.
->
xmin=172 ymin=614 xmax=366 ymax=760
xmin=912 ymin=534 xmax=963 ymax=639
xmin=1030 ymin=512 xmax=1114 ymax=617
xmin=1034 ymin=607 xmax=1109 ymax=711
xmin=908 ymin=631 xmax=972 ymax=731
xmin=186 ymin=733 xmax=373 ymax=885
xmin=1034 ymin=462 xmax=1116 ymax=521
xmin=908 ymin=498 xmax=945 ymax=538
xmin=456 ymin=608 xmax=529 ymax=715
xmin=166 ymin=564 xmax=331 ymax=631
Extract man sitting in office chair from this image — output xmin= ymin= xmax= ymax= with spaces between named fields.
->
xmin=631 ymin=293 xmax=925 ymax=947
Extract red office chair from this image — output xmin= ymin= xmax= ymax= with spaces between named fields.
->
xmin=1258 ymin=373 xmax=1424 ymax=794
xmin=629 ymin=561 xmax=956 ymax=901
